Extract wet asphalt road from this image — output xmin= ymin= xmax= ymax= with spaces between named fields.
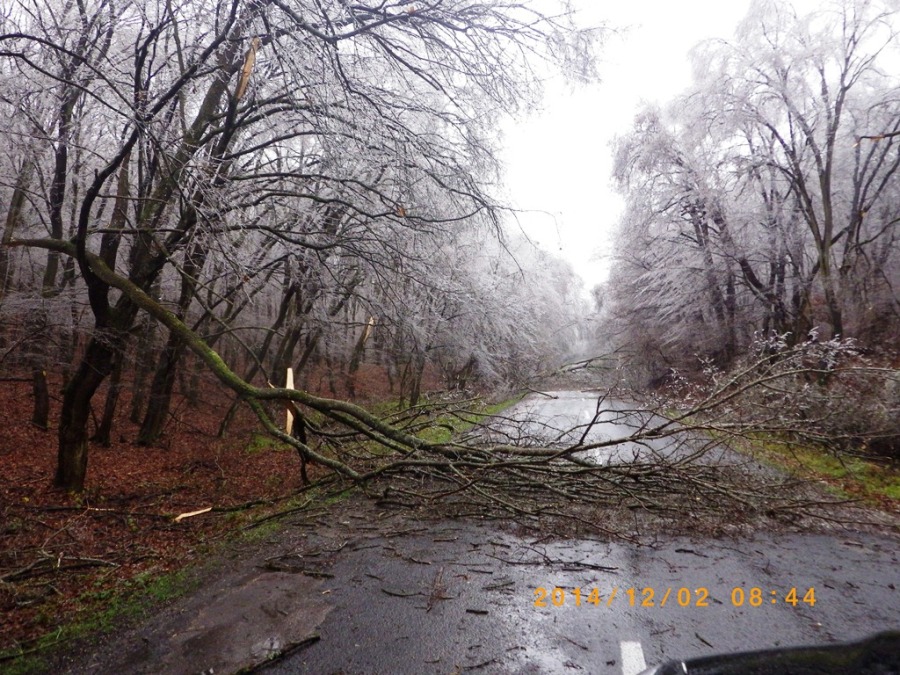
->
xmin=259 ymin=521 xmax=899 ymax=674
xmin=478 ymin=391 xmax=732 ymax=465
xmin=267 ymin=392 xmax=899 ymax=673
xmin=70 ymin=508 xmax=899 ymax=675
xmin=60 ymin=392 xmax=900 ymax=675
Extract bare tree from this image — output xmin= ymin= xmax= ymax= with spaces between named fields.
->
xmin=607 ymin=0 xmax=900 ymax=381
xmin=2 ymin=0 xmax=600 ymax=490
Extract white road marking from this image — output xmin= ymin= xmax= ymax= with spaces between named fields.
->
xmin=621 ymin=640 xmax=647 ymax=675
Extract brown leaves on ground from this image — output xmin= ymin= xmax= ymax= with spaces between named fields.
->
xmin=0 ymin=375 xmax=310 ymax=654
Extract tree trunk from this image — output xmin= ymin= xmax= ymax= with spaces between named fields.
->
xmin=138 ymin=239 xmax=206 ymax=445
xmin=52 ymin=24 xmax=246 ymax=490
xmin=821 ymin=265 xmax=844 ymax=338
xmin=0 ymin=160 xmax=32 ymax=302
xmin=56 ymin=335 xmax=118 ymax=491
xmin=346 ymin=317 xmax=375 ymax=399
xmin=32 ymin=369 xmax=49 ymax=430
xmin=451 ymin=354 xmax=477 ymax=390
xmin=723 ymin=269 xmax=737 ymax=363
xmin=93 ymin=348 xmax=125 ymax=447
xmin=217 ymin=281 xmax=298 ymax=437
xmin=409 ymin=350 xmax=427 ymax=407
xmin=129 ymin=315 xmax=156 ymax=423
xmin=691 ymin=210 xmax=731 ymax=358
xmin=138 ymin=333 xmax=185 ymax=445
xmin=183 ymin=353 xmax=203 ymax=408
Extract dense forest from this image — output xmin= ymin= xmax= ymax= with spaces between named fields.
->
xmin=604 ymin=0 xmax=900 ymax=384
xmin=1 ymin=0 xmax=897 ymax=492
xmin=2 ymin=0 xmax=896 ymax=663
xmin=0 ymin=0 xmax=596 ymax=491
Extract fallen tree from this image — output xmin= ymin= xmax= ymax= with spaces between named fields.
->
xmin=13 ymin=238 xmax=897 ymax=536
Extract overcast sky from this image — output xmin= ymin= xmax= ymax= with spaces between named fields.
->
xmin=500 ymin=0 xmax=753 ymax=291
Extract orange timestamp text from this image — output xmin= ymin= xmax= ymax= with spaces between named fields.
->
xmin=533 ymin=586 xmax=816 ymax=608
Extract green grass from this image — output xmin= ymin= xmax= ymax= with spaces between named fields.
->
xmin=239 ymin=517 xmax=283 ymax=542
xmin=346 ymin=393 xmax=524 ymax=451
xmin=0 ymin=567 xmax=199 ymax=673
xmin=741 ymin=435 xmax=899 ymax=506
xmin=239 ymin=484 xmax=354 ymax=539
xmin=412 ymin=394 xmax=524 ymax=444
xmin=0 ymin=651 xmax=49 ymax=675
xmin=244 ymin=431 xmax=292 ymax=454
xmin=882 ymin=483 xmax=900 ymax=500
xmin=663 ymin=405 xmax=899 ymax=508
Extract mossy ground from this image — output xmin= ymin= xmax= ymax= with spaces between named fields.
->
xmin=739 ymin=435 xmax=899 ymax=509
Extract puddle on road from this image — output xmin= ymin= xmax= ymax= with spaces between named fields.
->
xmin=79 ymin=569 xmax=331 ymax=674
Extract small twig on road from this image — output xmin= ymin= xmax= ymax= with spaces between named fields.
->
xmin=261 ymin=556 xmax=334 ymax=578
xmin=381 ymin=588 xmax=421 ymax=598
xmin=241 ymin=498 xmax=314 ymax=530
xmin=426 ymin=567 xmax=452 ymax=611
xmin=462 ymin=657 xmax=501 ymax=671
xmin=521 ymin=546 xmax=619 ymax=572
xmin=237 ymin=633 xmax=321 ymax=673
xmin=560 ymin=634 xmax=590 ymax=651
xmin=525 ymin=387 xmax=558 ymax=399
xmin=695 ymin=632 xmax=714 ymax=648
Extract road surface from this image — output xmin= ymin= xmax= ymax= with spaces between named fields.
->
xmin=477 ymin=390 xmax=734 ymax=466
xmin=58 ymin=391 xmax=899 ymax=674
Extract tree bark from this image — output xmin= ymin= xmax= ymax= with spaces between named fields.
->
xmin=0 ymin=160 xmax=32 ymax=301
xmin=31 ymin=369 xmax=49 ymax=430
xmin=138 ymin=240 xmax=206 ymax=445
xmin=346 ymin=317 xmax=375 ymax=399
xmin=408 ymin=350 xmax=427 ymax=407
xmin=93 ymin=347 xmax=125 ymax=447
xmin=138 ymin=332 xmax=186 ymax=445
xmin=56 ymin=333 xmax=121 ymax=491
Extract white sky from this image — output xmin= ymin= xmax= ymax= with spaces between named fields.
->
xmin=501 ymin=0 xmax=753 ymax=292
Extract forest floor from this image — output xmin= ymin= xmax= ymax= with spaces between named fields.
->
xmin=2 ymin=366 xmax=898 ymax=671
xmin=0 ymin=364 xmax=437 ymax=664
